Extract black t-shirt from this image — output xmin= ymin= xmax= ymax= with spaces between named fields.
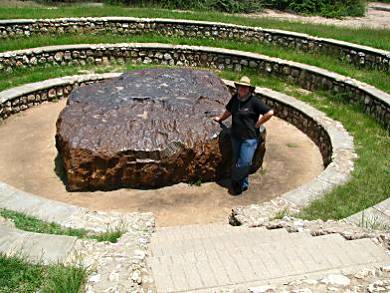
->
xmin=226 ymin=93 xmax=271 ymax=139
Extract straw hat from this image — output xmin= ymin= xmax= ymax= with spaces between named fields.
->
xmin=234 ymin=76 xmax=254 ymax=89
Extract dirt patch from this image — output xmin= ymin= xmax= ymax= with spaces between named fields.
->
xmin=242 ymin=3 xmax=390 ymax=30
xmin=0 ymin=0 xmax=46 ymax=7
xmin=0 ymin=99 xmax=323 ymax=226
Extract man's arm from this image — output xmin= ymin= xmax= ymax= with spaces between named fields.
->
xmin=213 ymin=110 xmax=231 ymax=122
xmin=255 ymin=109 xmax=274 ymax=128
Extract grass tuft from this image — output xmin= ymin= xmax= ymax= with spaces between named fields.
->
xmin=0 ymin=253 xmax=43 ymax=292
xmin=41 ymin=263 xmax=87 ymax=293
xmin=189 ymin=179 xmax=203 ymax=186
xmin=93 ymin=229 xmax=123 ymax=243
xmin=357 ymin=211 xmax=390 ymax=232
xmin=0 ymin=209 xmax=124 ymax=243
xmin=0 ymin=253 xmax=86 ymax=293
xmin=272 ymin=207 xmax=291 ymax=220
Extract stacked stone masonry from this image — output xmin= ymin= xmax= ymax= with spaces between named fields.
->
xmin=257 ymin=91 xmax=332 ymax=165
xmin=0 ymin=43 xmax=389 ymax=129
xmin=0 ymin=18 xmax=389 ymax=72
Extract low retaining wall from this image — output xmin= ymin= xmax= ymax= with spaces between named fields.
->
xmin=0 ymin=43 xmax=389 ymax=129
xmin=0 ymin=17 xmax=389 ymax=71
xmin=0 ymin=73 xmax=355 ymax=212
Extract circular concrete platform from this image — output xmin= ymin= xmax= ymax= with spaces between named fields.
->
xmin=0 ymin=99 xmax=323 ymax=226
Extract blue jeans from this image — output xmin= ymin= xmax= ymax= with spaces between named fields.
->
xmin=231 ymin=136 xmax=258 ymax=190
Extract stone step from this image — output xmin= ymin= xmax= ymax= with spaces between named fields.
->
xmin=157 ymin=223 xmax=252 ymax=234
xmin=0 ymin=223 xmax=77 ymax=264
xmin=0 ymin=228 xmax=23 ymax=251
xmin=155 ymin=224 xmax=242 ymax=240
xmin=153 ymin=224 xmax=293 ymax=244
xmin=151 ymin=229 xmax=314 ymax=257
xmin=0 ymin=184 xmax=79 ymax=223
xmin=149 ymin=232 xmax=390 ymax=292
xmin=150 ymin=233 xmax=346 ymax=262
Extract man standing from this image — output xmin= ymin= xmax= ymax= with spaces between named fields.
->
xmin=214 ymin=76 xmax=274 ymax=195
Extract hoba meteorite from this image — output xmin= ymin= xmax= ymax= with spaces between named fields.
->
xmin=55 ymin=68 xmax=266 ymax=191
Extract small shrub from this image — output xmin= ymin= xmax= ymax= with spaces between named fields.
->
xmin=204 ymin=0 xmax=263 ymax=13
xmin=265 ymin=0 xmax=366 ymax=17
xmin=104 ymin=0 xmax=366 ymax=15
xmin=105 ymin=0 xmax=264 ymax=13
xmin=189 ymin=179 xmax=203 ymax=186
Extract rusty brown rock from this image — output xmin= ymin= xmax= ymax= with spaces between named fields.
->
xmin=55 ymin=68 xmax=265 ymax=191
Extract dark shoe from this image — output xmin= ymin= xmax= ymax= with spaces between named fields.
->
xmin=229 ymin=181 xmax=242 ymax=196
xmin=229 ymin=187 xmax=242 ymax=196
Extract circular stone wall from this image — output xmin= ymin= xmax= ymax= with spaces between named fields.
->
xmin=0 ymin=43 xmax=388 ymax=129
xmin=0 ymin=71 xmax=355 ymax=225
xmin=56 ymin=68 xmax=266 ymax=191
xmin=0 ymin=17 xmax=388 ymax=72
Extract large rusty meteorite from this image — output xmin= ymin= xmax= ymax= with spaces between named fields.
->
xmin=56 ymin=68 xmax=266 ymax=191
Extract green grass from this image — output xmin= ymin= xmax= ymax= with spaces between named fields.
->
xmin=189 ymin=179 xmax=203 ymax=186
xmin=0 ymin=253 xmax=86 ymax=293
xmin=0 ymin=34 xmax=389 ymax=93
xmin=286 ymin=143 xmax=299 ymax=148
xmin=272 ymin=207 xmax=291 ymax=220
xmin=0 ymin=254 xmax=43 ymax=293
xmin=0 ymin=209 xmax=124 ymax=243
xmin=41 ymin=263 xmax=87 ymax=293
xmin=357 ymin=211 xmax=390 ymax=231
xmin=0 ymin=63 xmax=151 ymax=92
xmin=1 ymin=62 xmax=389 ymax=219
xmin=0 ymin=5 xmax=389 ymax=51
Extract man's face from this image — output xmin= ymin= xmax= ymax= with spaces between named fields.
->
xmin=238 ymin=85 xmax=251 ymax=98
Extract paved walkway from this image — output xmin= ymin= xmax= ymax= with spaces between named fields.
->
xmin=0 ymin=223 xmax=76 ymax=264
xmin=148 ymin=224 xmax=390 ymax=292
